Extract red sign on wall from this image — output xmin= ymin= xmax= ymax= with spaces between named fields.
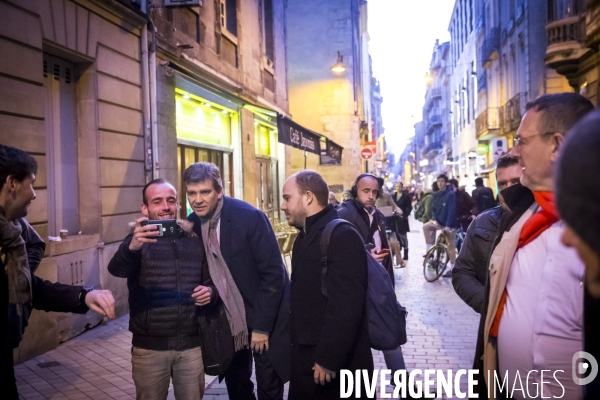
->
xmin=361 ymin=148 xmax=374 ymax=160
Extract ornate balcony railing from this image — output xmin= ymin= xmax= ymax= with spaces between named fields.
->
xmin=502 ymin=93 xmax=527 ymax=132
xmin=476 ymin=107 xmax=500 ymax=138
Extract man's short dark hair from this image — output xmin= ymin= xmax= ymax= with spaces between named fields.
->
xmin=183 ymin=162 xmax=223 ymax=191
xmin=0 ymin=145 xmax=38 ymax=192
xmin=448 ymin=178 xmax=459 ymax=188
xmin=293 ymin=170 xmax=329 ymax=207
xmin=475 ymin=177 xmax=483 ymax=186
xmin=437 ymin=174 xmax=448 ymax=182
xmin=525 ymin=93 xmax=594 ymax=139
xmin=496 ymin=155 xmax=519 ymax=171
xmin=142 ymin=178 xmax=170 ymax=206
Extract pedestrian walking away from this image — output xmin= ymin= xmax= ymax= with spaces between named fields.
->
xmin=185 ymin=162 xmax=290 ymax=400
xmin=392 ymin=182 xmax=412 ymax=262
xmin=107 ymin=179 xmax=219 ymax=400
xmin=472 ymin=177 xmax=497 ymax=215
xmin=281 ymin=170 xmax=373 ymax=400
xmin=0 ymin=145 xmax=116 ymax=399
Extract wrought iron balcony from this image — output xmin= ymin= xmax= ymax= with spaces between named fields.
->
xmin=426 ymin=114 xmax=443 ymax=134
xmin=424 ymin=141 xmax=444 ymax=157
xmin=502 ymin=93 xmax=527 ymax=132
xmin=476 ymin=107 xmax=500 ymax=139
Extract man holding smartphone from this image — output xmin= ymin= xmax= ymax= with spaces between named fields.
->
xmin=337 ymin=173 xmax=408 ymax=387
xmin=108 ymin=179 xmax=218 ymax=400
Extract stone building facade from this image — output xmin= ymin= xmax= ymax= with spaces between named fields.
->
xmin=544 ymin=0 xmax=600 ymax=106
xmin=0 ymin=0 xmax=291 ymax=363
xmin=286 ymin=0 xmax=373 ymax=193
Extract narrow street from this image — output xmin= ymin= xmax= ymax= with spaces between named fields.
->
xmin=15 ymin=218 xmax=480 ymax=399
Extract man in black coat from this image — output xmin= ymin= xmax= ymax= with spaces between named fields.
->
xmin=281 ymin=170 xmax=373 ymax=400
xmin=392 ymin=182 xmax=412 ymax=261
xmin=472 ymin=177 xmax=497 ymax=214
xmin=108 ymin=179 xmax=218 ymax=398
xmin=184 ymin=162 xmax=290 ymax=400
xmin=0 ymin=145 xmax=115 ymax=399
xmin=452 ymin=156 xmax=522 ymax=313
xmin=338 ymin=174 xmax=394 ymax=284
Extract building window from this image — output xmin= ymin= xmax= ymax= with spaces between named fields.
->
xmin=261 ymin=0 xmax=275 ymax=63
xmin=220 ymin=0 xmax=237 ymax=37
xmin=43 ymin=54 xmax=80 ymax=237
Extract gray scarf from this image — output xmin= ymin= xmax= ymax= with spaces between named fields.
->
xmin=0 ymin=208 xmax=32 ymax=321
xmin=201 ymin=197 xmax=248 ymax=352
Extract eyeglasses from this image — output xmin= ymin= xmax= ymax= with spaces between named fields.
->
xmin=512 ymin=132 xmax=557 ymax=147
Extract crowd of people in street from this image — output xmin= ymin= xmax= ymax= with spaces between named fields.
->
xmin=2 ymin=90 xmax=600 ymax=400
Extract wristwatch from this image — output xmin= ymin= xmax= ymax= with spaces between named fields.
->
xmin=79 ymin=286 xmax=95 ymax=308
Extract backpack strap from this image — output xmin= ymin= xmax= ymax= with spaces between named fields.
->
xmin=320 ymin=219 xmax=353 ymax=298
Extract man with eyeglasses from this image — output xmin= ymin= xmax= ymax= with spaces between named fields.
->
xmin=477 ymin=93 xmax=594 ymax=400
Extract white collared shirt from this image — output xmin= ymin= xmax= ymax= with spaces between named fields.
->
xmin=364 ymin=207 xmax=382 ymax=252
xmin=497 ymin=220 xmax=584 ymax=400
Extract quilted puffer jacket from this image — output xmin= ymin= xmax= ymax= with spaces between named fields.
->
xmin=108 ymin=220 xmax=217 ymax=350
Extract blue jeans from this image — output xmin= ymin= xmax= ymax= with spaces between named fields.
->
xmin=131 ymin=346 xmax=204 ymax=400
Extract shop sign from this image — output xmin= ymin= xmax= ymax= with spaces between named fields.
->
xmin=277 ymin=116 xmax=321 ymax=155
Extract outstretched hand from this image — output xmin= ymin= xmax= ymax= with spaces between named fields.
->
xmin=85 ymin=290 xmax=116 ymax=319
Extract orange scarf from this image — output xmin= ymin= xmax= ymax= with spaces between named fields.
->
xmin=489 ymin=192 xmax=559 ymax=337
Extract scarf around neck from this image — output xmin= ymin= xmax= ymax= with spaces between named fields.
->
xmin=200 ymin=196 xmax=248 ymax=351
xmin=490 ymin=191 xmax=559 ymax=337
xmin=0 ymin=209 xmax=32 ymax=325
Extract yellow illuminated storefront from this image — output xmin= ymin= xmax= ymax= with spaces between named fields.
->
xmin=175 ymin=87 xmax=238 ymax=218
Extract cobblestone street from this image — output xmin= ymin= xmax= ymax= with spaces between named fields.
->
xmin=16 ymin=217 xmax=481 ymax=399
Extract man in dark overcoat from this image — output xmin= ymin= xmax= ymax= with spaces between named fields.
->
xmin=184 ymin=162 xmax=290 ymax=400
xmin=281 ymin=170 xmax=373 ymax=400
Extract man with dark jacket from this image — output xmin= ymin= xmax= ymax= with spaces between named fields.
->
xmin=452 ymin=156 xmax=522 ymax=313
xmin=472 ymin=177 xmax=497 ymax=215
xmin=392 ymin=182 xmax=412 ymax=261
xmin=422 ymin=174 xmax=457 ymax=269
xmin=108 ymin=179 xmax=217 ymax=399
xmin=337 ymin=173 xmax=408 ymax=387
xmin=338 ymin=173 xmax=394 ymax=283
xmin=185 ymin=162 xmax=290 ymax=400
xmin=0 ymin=145 xmax=115 ymax=399
xmin=281 ymin=170 xmax=372 ymax=400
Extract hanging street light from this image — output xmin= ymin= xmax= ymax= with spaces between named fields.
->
xmin=331 ymin=51 xmax=346 ymax=73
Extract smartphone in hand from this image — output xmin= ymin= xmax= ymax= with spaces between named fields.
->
xmin=141 ymin=219 xmax=180 ymax=238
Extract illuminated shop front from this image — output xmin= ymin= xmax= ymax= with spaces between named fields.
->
xmin=175 ymin=85 xmax=240 ymax=218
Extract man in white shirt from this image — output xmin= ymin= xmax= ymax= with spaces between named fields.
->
xmin=481 ymin=93 xmax=594 ymax=400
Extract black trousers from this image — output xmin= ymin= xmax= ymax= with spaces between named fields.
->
xmin=4 ymin=346 xmax=18 ymax=400
xmin=223 ymin=347 xmax=284 ymax=400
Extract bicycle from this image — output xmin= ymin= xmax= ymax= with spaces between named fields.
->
xmin=422 ymin=226 xmax=466 ymax=282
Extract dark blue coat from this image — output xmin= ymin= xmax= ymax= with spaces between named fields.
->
xmin=431 ymin=186 xmax=457 ymax=228
xmin=188 ymin=196 xmax=290 ymax=382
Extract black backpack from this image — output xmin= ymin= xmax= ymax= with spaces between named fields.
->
xmin=320 ymin=219 xmax=408 ymax=350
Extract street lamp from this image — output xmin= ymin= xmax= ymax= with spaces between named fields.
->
xmin=424 ymin=72 xmax=433 ymax=84
xmin=331 ymin=52 xmax=346 ymax=73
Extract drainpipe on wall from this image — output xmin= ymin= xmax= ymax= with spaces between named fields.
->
xmin=141 ymin=24 xmax=153 ymax=182
xmin=148 ymin=13 xmax=159 ymax=179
